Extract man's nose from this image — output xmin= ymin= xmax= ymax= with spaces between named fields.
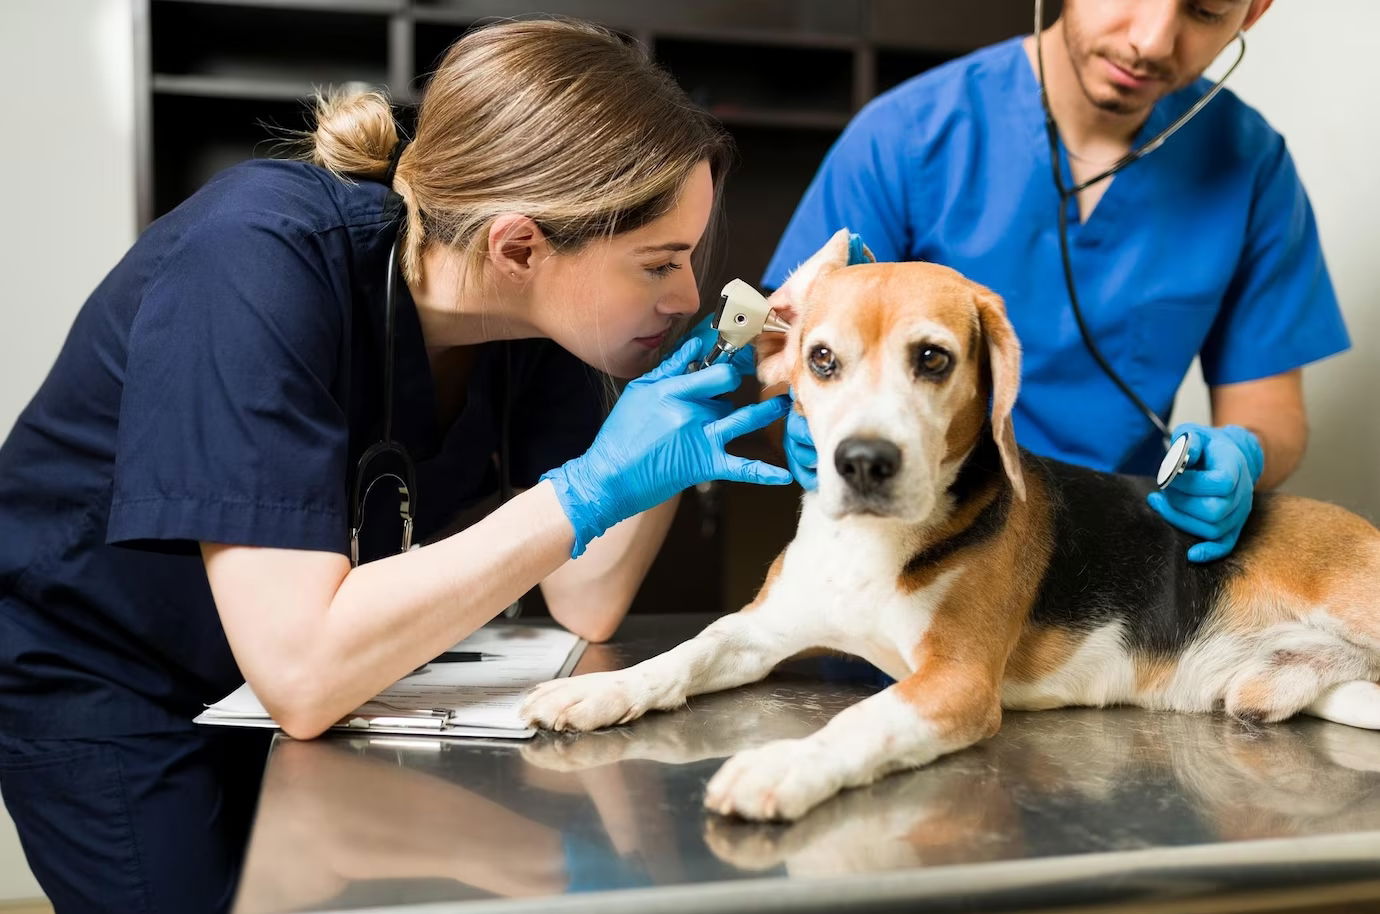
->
xmin=1126 ymin=0 xmax=1179 ymax=63
xmin=835 ymin=436 xmax=901 ymax=495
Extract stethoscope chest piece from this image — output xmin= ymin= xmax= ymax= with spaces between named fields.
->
xmin=1156 ymin=432 xmax=1191 ymax=490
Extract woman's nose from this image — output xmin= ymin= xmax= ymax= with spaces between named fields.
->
xmin=661 ymin=265 xmax=700 ymax=317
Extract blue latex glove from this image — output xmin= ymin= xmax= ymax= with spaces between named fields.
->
xmin=784 ymin=389 xmax=817 ymax=491
xmin=1146 ymin=423 xmax=1264 ymax=563
xmin=542 ymin=336 xmax=792 ymax=557
xmin=682 ymin=310 xmax=757 ymax=373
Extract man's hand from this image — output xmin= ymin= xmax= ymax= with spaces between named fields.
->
xmin=1147 ymin=423 xmax=1264 ymax=563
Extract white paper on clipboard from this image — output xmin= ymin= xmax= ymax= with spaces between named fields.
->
xmin=196 ymin=623 xmax=585 ymax=739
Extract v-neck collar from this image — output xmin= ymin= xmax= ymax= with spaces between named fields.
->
xmin=1005 ymin=36 xmax=1175 ymax=238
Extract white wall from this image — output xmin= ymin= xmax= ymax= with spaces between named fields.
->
xmin=1173 ymin=1 xmax=1380 ymax=520
xmin=0 ymin=0 xmax=137 ymax=433
xmin=0 ymin=0 xmax=136 ymax=901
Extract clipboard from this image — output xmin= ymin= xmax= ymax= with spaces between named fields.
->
xmin=196 ymin=623 xmax=586 ymax=739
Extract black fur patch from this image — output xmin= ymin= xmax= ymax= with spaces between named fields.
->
xmin=1025 ymin=453 xmax=1242 ymax=656
xmin=903 ymin=431 xmax=1011 ymax=575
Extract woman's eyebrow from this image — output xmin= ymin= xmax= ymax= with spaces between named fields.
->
xmin=633 ymin=242 xmax=693 ymax=254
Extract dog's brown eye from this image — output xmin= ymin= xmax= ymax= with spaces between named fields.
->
xmin=808 ymin=345 xmax=838 ymax=379
xmin=913 ymin=345 xmax=952 ymax=379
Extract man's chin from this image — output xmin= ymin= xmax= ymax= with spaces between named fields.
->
xmin=1092 ymin=94 xmax=1145 ymax=116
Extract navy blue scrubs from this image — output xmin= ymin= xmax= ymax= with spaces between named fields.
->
xmin=0 ymin=159 xmax=605 ymax=911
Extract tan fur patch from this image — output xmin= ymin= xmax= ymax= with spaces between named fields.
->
xmin=1006 ymin=625 xmax=1088 ymax=684
xmin=742 ymin=551 xmax=786 ymax=613
xmin=896 ymin=462 xmax=1056 ymax=733
xmin=1218 ymin=495 xmax=1380 ymax=639
xmin=1133 ymin=655 xmax=1177 ymax=694
xmin=943 ymin=385 xmax=988 ymax=471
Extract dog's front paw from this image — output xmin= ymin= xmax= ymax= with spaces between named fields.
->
xmin=519 ymin=671 xmax=666 ymax=732
xmin=704 ymin=739 xmax=841 ymax=821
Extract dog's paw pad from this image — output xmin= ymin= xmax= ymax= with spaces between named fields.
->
xmin=703 ymin=739 xmax=838 ymax=821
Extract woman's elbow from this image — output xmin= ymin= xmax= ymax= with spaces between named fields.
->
xmin=276 ymin=709 xmax=334 ymax=741
xmin=256 ymin=672 xmax=340 ymax=740
xmin=574 ymin=618 xmax=622 ymax=644
xmin=549 ymin=600 xmax=627 ymax=643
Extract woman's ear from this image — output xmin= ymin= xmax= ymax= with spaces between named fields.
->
xmin=756 ymin=228 xmax=855 ymax=388
xmin=487 ymin=214 xmax=546 ymax=281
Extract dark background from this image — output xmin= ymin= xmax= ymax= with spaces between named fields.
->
xmin=135 ymin=0 xmax=1060 ymax=616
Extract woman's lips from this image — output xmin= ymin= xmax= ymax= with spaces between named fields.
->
xmin=633 ymin=329 xmax=670 ymax=350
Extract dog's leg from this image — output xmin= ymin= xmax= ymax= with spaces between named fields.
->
xmin=1224 ymin=632 xmax=1376 ymax=726
xmin=520 ymin=606 xmax=816 ymax=733
xmin=704 ymin=660 xmax=1000 ymax=821
xmin=1303 ymin=680 xmax=1380 ymax=730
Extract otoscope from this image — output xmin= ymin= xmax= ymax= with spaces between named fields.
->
xmin=691 ymin=279 xmax=791 ymax=371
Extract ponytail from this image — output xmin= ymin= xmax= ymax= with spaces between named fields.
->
xmin=306 ymin=88 xmax=425 ymax=281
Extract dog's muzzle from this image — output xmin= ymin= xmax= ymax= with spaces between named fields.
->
xmin=834 ymin=436 xmax=901 ymax=501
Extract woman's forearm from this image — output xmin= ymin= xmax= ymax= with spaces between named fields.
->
xmin=207 ymin=480 xmax=575 ymax=738
xmin=539 ymin=495 xmax=680 ymax=642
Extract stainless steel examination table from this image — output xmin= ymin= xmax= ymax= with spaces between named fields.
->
xmin=232 ymin=615 xmax=1380 ymax=914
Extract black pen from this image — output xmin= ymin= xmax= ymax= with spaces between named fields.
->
xmin=431 ymin=651 xmax=503 ymax=662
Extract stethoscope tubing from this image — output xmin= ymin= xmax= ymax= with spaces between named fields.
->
xmin=1031 ymin=0 xmax=1245 ymax=457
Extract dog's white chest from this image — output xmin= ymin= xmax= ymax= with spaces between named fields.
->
xmin=762 ymin=501 xmax=954 ymax=680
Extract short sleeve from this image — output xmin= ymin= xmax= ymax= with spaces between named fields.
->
xmin=1199 ymin=137 xmax=1349 ymax=386
xmin=107 ymin=213 xmax=351 ymax=554
xmin=506 ymin=342 xmax=607 ymax=488
xmin=761 ymin=96 xmax=916 ymax=289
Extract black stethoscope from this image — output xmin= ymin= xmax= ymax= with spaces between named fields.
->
xmin=1032 ymin=0 xmax=1245 ymax=488
xmin=350 ymin=141 xmax=522 ymax=614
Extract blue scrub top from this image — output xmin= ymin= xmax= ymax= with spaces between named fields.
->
xmin=764 ymin=36 xmax=1348 ymax=475
xmin=0 ymin=160 xmax=605 ymax=737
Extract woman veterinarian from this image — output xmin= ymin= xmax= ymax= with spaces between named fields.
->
xmin=0 ymin=19 xmax=790 ymax=913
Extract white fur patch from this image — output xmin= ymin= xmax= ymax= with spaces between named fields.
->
xmin=760 ymin=496 xmax=962 ymax=679
xmin=704 ymin=688 xmax=943 ymax=821
xmin=1304 ymin=680 xmax=1380 ymax=730
xmin=1001 ymin=623 xmax=1137 ymax=710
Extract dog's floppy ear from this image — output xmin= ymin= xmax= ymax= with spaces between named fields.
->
xmin=974 ymin=287 xmax=1026 ymax=501
xmin=756 ymin=229 xmax=857 ymax=388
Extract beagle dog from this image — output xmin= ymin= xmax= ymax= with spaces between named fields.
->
xmin=521 ymin=229 xmax=1380 ymax=821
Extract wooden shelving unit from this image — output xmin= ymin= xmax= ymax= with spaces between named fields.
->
xmin=134 ymin=0 xmax=1047 ymax=614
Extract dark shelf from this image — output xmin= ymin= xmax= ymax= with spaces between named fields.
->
xmin=875 ymin=47 xmax=958 ymax=94
xmin=711 ymin=108 xmax=851 ymax=131
xmin=410 ymin=0 xmax=865 ymax=37
xmin=153 ymin=0 xmax=405 ymax=11
xmin=151 ymin=1 xmax=389 ymax=87
xmin=656 ymin=37 xmax=854 ymax=121
xmin=152 ymin=73 xmax=322 ymax=101
xmin=151 ymin=93 xmax=309 ymax=216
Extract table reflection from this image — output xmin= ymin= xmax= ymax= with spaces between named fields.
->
xmin=235 ymin=622 xmax=1380 ymax=913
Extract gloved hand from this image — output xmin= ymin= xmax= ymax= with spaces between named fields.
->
xmin=783 ymin=390 xmax=818 ymax=491
xmin=1146 ymin=423 xmax=1264 ymax=563
xmin=681 ymin=310 xmax=758 ymax=374
xmin=542 ymin=336 xmax=792 ymax=557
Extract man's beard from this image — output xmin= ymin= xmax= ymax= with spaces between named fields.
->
xmin=1062 ymin=21 xmax=1177 ymax=117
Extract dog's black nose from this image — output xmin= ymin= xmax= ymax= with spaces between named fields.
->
xmin=834 ymin=437 xmax=901 ymax=494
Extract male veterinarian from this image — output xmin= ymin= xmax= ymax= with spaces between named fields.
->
xmin=765 ymin=0 xmax=1349 ymax=563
